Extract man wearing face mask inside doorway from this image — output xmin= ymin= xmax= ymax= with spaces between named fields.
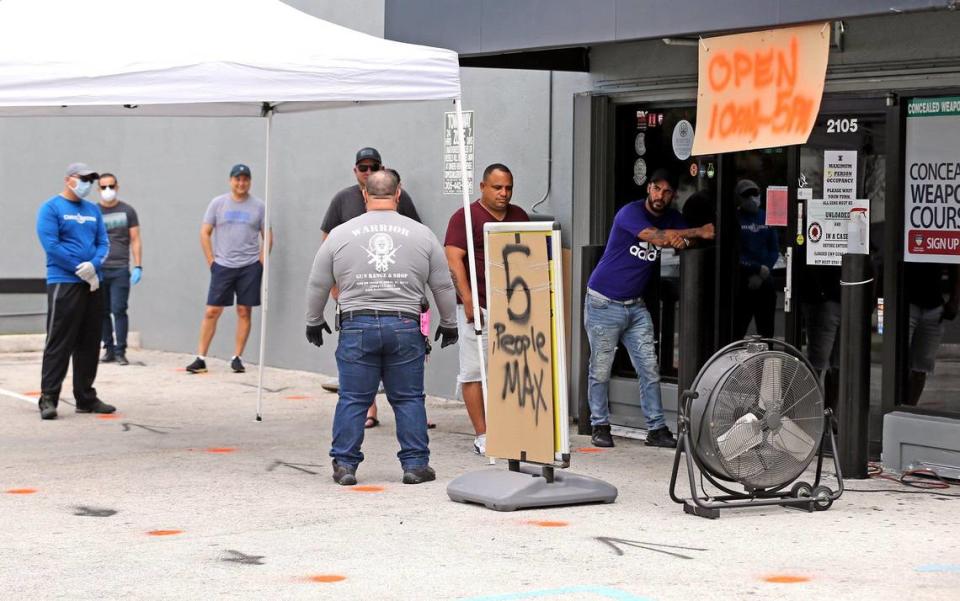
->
xmin=733 ymin=179 xmax=780 ymax=340
xmin=34 ymin=163 xmax=117 ymax=420
xmin=97 ymin=173 xmax=142 ymax=366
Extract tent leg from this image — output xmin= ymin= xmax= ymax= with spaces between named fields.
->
xmin=454 ymin=98 xmax=493 ymax=464
xmin=256 ymin=110 xmax=274 ymax=422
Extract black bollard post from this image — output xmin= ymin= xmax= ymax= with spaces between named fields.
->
xmin=838 ymin=253 xmax=873 ymax=479
xmin=678 ymin=245 xmax=716 ymax=393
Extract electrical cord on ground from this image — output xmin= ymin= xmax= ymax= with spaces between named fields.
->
xmin=842 ymin=462 xmax=960 ymax=498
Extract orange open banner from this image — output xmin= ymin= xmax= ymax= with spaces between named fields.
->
xmin=692 ymin=23 xmax=830 ymax=156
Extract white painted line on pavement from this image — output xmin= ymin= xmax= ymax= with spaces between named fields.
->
xmin=0 ymin=386 xmax=40 ymax=405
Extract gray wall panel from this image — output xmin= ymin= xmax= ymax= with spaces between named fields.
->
xmin=386 ymin=0 xmax=945 ymax=54
xmin=479 ymin=0 xmax=615 ymax=52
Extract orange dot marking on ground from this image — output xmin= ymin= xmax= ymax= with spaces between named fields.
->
xmin=96 ymin=414 xmax=120 ymax=420
xmin=575 ymin=447 xmax=608 ymax=453
xmin=21 ymin=391 xmax=41 ymax=397
xmin=349 ymin=486 xmax=385 ymax=493
xmin=6 ymin=488 xmax=38 ymax=495
xmin=763 ymin=575 xmax=810 ymax=584
xmin=206 ymin=447 xmax=237 ymax=454
xmin=307 ymin=574 xmax=346 ymax=583
xmin=284 ymin=395 xmax=312 ymax=400
xmin=173 ymin=368 xmax=186 ymax=372
xmin=527 ymin=520 xmax=569 ymax=527
xmin=147 ymin=529 xmax=183 ymax=536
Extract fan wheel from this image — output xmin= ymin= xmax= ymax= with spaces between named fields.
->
xmin=812 ymin=485 xmax=833 ymax=511
xmin=790 ymin=481 xmax=813 ymax=499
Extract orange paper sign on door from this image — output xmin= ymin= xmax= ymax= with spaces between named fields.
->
xmin=692 ymin=23 xmax=830 ymax=156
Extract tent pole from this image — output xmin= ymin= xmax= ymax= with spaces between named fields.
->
xmin=454 ymin=98 xmax=490 ymax=459
xmin=256 ymin=108 xmax=274 ymax=422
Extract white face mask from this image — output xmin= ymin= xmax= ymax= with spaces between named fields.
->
xmin=100 ymin=187 xmax=117 ymax=202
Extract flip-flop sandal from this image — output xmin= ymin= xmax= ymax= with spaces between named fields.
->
xmin=364 ymin=417 xmax=380 ymax=429
xmin=427 ymin=422 xmax=437 ymax=429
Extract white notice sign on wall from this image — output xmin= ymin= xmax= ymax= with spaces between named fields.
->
xmin=823 ymin=150 xmax=857 ymax=202
xmin=806 ymin=197 xmax=870 ymax=265
xmin=443 ymin=110 xmax=474 ymax=195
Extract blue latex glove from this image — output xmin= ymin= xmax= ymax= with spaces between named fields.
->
xmin=130 ymin=266 xmax=142 ymax=285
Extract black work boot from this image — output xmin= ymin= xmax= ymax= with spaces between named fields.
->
xmin=402 ymin=465 xmax=436 ymax=485
xmin=645 ymin=426 xmax=678 ymax=448
xmin=331 ymin=460 xmax=357 ymax=486
xmin=75 ymin=399 xmax=117 ymax=414
xmin=591 ymin=424 xmax=614 ymax=448
xmin=38 ymin=395 xmax=58 ymax=420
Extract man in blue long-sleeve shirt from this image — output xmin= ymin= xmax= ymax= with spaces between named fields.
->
xmin=35 ymin=163 xmax=117 ymax=420
xmin=734 ymin=179 xmax=780 ymax=339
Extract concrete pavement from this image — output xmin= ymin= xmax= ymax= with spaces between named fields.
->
xmin=1 ymin=349 xmax=958 ymax=600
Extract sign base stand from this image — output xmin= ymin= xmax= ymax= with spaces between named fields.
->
xmin=447 ymin=462 xmax=617 ymax=512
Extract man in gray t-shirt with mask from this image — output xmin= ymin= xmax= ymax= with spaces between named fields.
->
xmin=186 ymin=164 xmax=272 ymax=375
xmin=306 ymin=170 xmax=458 ymax=487
xmin=97 ymin=172 xmax=141 ymax=366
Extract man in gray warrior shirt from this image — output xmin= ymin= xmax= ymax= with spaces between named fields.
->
xmin=306 ymin=170 xmax=458 ymax=486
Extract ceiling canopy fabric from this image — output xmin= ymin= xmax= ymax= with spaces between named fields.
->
xmin=0 ymin=0 xmax=461 ymax=116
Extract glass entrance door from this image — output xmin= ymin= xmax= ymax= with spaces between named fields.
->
xmin=796 ymin=97 xmax=888 ymax=450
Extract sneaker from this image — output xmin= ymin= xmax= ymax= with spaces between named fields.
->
xmin=186 ymin=357 xmax=207 ymax=373
xmin=38 ymin=395 xmax=58 ymax=420
xmin=100 ymin=350 xmax=116 ymax=363
xmin=331 ymin=460 xmax=357 ymax=486
xmin=402 ymin=465 xmax=436 ymax=485
xmin=115 ymin=352 xmax=129 ymax=366
xmin=231 ymin=356 xmax=245 ymax=373
xmin=645 ymin=426 xmax=678 ymax=448
xmin=76 ymin=399 xmax=117 ymax=414
xmin=473 ymin=434 xmax=486 ymax=455
xmin=591 ymin=424 xmax=615 ymax=448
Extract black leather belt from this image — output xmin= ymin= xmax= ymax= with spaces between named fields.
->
xmin=340 ymin=309 xmax=419 ymax=322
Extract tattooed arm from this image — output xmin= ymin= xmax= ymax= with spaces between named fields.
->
xmin=638 ymin=224 xmax=714 ymax=249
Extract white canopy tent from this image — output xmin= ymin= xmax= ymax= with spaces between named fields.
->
xmin=0 ymin=0 xmax=488 ymax=419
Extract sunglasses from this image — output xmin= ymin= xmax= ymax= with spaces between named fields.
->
xmin=100 ymin=184 xmax=117 ymax=190
xmin=357 ymin=164 xmax=381 ymax=173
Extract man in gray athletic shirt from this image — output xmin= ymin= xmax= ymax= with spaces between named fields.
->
xmin=306 ymin=170 xmax=458 ymax=486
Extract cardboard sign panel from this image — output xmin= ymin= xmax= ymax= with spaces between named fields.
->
xmin=486 ymin=231 xmax=555 ymax=464
xmin=692 ymin=23 xmax=830 ymax=156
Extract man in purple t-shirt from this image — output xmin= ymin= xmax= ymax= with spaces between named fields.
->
xmin=444 ymin=163 xmax=529 ymax=455
xmin=584 ymin=169 xmax=714 ymax=448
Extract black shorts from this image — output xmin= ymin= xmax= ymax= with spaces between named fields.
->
xmin=207 ymin=261 xmax=262 ymax=307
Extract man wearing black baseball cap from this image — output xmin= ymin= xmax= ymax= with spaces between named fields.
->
xmin=186 ymin=163 xmax=272 ymax=374
xmin=319 ymin=147 xmax=423 ymax=427
xmin=583 ymin=168 xmax=714 ymax=449
xmin=320 ymin=147 xmax=421 ymax=238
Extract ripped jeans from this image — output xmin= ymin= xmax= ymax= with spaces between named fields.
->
xmin=583 ymin=289 xmax=665 ymax=430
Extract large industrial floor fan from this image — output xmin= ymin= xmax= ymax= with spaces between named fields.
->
xmin=670 ymin=338 xmax=844 ymax=518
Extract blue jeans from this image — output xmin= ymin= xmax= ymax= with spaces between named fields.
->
xmin=101 ymin=267 xmax=131 ymax=353
xmin=584 ymin=290 xmax=665 ymax=430
xmin=330 ymin=315 xmax=428 ymax=471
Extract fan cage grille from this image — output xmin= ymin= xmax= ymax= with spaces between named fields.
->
xmin=706 ymin=352 xmax=823 ymax=490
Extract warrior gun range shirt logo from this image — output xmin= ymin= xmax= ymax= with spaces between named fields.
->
xmin=366 ymin=233 xmax=400 ymax=272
